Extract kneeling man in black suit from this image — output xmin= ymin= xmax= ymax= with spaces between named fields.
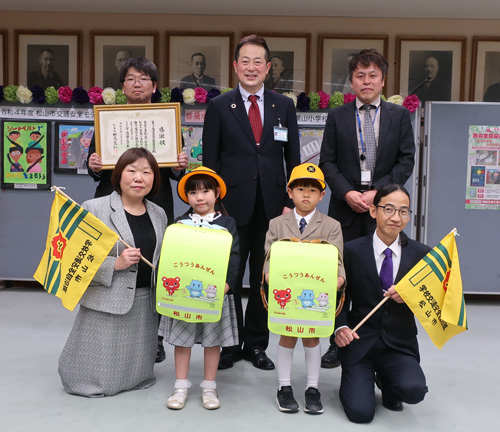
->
xmin=335 ymin=184 xmax=430 ymax=423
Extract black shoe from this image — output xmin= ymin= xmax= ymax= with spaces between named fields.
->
xmin=218 ymin=351 xmax=234 ymax=370
xmin=243 ymin=348 xmax=275 ymax=370
xmin=156 ymin=342 xmax=166 ymax=363
xmin=321 ymin=344 xmax=340 ymax=368
xmin=304 ymin=387 xmax=324 ymax=414
xmin=276 ymin=386 xmax=299 ymax=413
xmin=382 ymin=399 xmax=403 ymax=411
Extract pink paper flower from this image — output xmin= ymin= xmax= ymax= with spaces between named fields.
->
xmin=344 ymin=93 xmax=356 ymax=104
xmin=88 ymin=86 xmax=104 ymax=105
xmin=403 ymin=94 xmax=420 ymax=113
xmin=318 ymin=91 xmax=330 ymax=109
xmin=194 ymin=87 xmax=208 ymax=104
xmin=58 ymin=86 xmax=73 ymax=103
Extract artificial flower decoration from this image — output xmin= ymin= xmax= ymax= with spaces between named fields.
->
xmin=160 ymin=87 xmax=172 ymax=103
xmin=88 ymin=86 xmax=104 ymax=105
xmin=17 ymin=86 xmax=33 ymax=104
xmin=182 ymin=88 xmax=196 ymax=105
xmin=58 ymin=86 xmax=73 ymax=104
xmin=194 ymin=87 xmax=208 ymax=104
xmin=220 ymin=87 xmax=233 ymax=94
xmin=297 ymin=92 xmax=310 ymax=111
xmin=102 ymin=87 xmax=116 ymax=105
xmin=206 ymin=88 xmax=221 ymax=102
xmin=318 ymin=91 xmax=330 ymax=109
xmin=31 ymin=85 xmax=46 ymax=104
xmin=308 ymin=92 xmax=320 ymax=111
xmin=403 ymin=94 xmax=420 ymax=113
xmin=72 ymin=87 xmax=89 ymax=104
xmin=387 ymin=94 xmax=404 ymax=105
xmin=343 ymin=93 xmax=356 ymax=104
xmin=44 ymin=86 xmax=59 ymax=104
xmin=170 ymin=87 xmax=184 ymax=103
xmin=329 ymin=91 xmax=344 ymax=109
xmin=115 ymin=89 xmax=127 ymax=104
xmin=3 ymin=85 xmax=19 ymax=103
xmin=282 ymin=91 xmax=297 ymax=107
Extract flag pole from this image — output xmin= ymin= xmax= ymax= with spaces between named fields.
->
xmin=51 ymin=186 xmax=155 ymax=269
xmin=350 ymin=296 xmax=389 ymax=335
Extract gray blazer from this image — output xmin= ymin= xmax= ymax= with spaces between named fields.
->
xmin=79 ymin=191 xmax=168 ymax=315
xmin=264 ymin=210 xmax=346 ymax=282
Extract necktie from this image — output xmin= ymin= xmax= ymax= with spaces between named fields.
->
xmin=363 ymin=104 xmax=377 ymax=174
xmin=248 ymin=95 xmax=263 ymax=146
xmin=299 ymin=218 xmax=307 ymax=234
xmin=379 ymin=248 xmax=393 ymax=293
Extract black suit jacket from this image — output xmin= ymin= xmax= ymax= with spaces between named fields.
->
xmin=319 ymin=100 xmax=415 ymax=228
xmin=202 ymin=87 xmax=300 ymax=225
xmin=180 ymin=73 xmax=216 ymax=91
xmin=336 ymin=234 xmax=431 ymax=365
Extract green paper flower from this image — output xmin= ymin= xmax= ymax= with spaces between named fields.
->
xmin=160 ymin=87 xmax=172 ymax=103
xmin=308 ymin=92 xmax=320 ymax=111
xmin=115 ymin=89 xmax=127 ymax=105
xmin=3 ymin=85 xmax=19 ymax=103
xmin=45 ymin=86 xmax=59 ymax=104
xmin=220 ymin=87 xmax=232 ymax=94
xmin=329 ymin=91 xmax=344 ymax=108
xmin=380 ymin=94 xmax=387 ymax=101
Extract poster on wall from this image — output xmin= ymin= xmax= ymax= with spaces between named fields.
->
xmin=2 ymin=120 xmax=51 ymax=190
xmin=466 ymin=125 xmax=500 ymax=210
xmin=54 ymin=122 xmax=94 ymax=174
xmin=299 ymin=128 xmax=324 ymax=166
xmin=182 ymin=126 xmax=203 ymax=172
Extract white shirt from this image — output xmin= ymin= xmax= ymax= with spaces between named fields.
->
xmin=373 ymin=230 xmax=401 ymax=283
xmin=239 ymin=84 xmax=265 ymax=125
xmin=293 ymin=208 xmax=316 ymax=231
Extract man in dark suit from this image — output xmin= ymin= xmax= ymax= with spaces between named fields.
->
xmin=411 ymin=56 xmax=451 ymax=103
xmin=180 ymin=53 xmax=217 ymax=91
xmin=203 ymin=35 xmax=300 ymax=370
xmin=335 ymin=184 xmax=430 ymax=423
xmin=319 ymin=48 xmax=415 ymax=368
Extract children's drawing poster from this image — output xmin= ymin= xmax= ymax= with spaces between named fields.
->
xmin=55 ymin=122 xmax=94 ymax=174
xmin=268 ymin=241 xmax=338 ymax=338
xmin=156 ymin=223 xmax=232 ymax=323
xmin=466 ymin=125 xmax=500 ymax=210
xmin=2 ymin=120 xmax=51 ymax=190
xmin=182 ymin=125 xmax=203 ymax=172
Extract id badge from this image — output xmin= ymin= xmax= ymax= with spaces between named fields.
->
xmin=274 ymin=126 xmax=288 ymax=142
xmin=361 ymin=170 xmax=372 ymax=183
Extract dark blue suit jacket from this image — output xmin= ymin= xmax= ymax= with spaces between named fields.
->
xmin=319 ymin=100 xmax=415 ymax=228
xmin=202 ymin=87 xmax=300 ymax=225
xmin=336 ymin=233 xmax=431 ymax=365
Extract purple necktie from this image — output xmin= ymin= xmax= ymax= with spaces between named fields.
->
xmin=379 ymin=248 xmax=393 ymax=293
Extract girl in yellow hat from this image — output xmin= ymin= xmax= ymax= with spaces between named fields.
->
xmin=160 ymin=166 xmax=239 ymax=410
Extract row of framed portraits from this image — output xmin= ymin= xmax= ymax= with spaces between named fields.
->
xmin=2 ymin=30 xmax=500 ymax=101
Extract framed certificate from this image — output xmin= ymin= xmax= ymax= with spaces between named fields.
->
xmin=93 ymin=103 xmax=182 ymax=169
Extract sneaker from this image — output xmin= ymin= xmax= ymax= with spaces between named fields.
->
xmin=202 ymin=388 xmax=220 ymax=410
xmin=321 ymin=344 xmax=340 ymax=368
xmin=304 ymin=387 xmax=324 ymax=414
xmin=276 ymin=386 xmax=299 ymax=413
xmin=167 ymin=388 xmax=188 ymax=410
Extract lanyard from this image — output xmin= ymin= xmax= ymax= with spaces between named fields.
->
xmin=356 ymin=105 xmax=380 ymax=154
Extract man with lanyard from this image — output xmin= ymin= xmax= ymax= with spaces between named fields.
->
xmin=319 ymin=48 xmax=415 ymax=368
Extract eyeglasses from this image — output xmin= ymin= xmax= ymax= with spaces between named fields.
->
xmin=376 ymin=205 xmax=411 ymax=219
xmin=123 ymin=76 xmax=152 ymax=86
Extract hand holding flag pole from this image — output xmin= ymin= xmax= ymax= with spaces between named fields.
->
xmin=51 ymin=186 xmax=155 ymax=269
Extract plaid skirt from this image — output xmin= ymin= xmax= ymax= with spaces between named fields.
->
xmin=159 ymin=295 xmax=238 ymax=348
xmin=58 ymin=287 xmax=157 ymax=397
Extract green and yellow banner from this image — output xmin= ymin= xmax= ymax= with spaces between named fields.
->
xmin=395 ymin=231 xmax=467 ymax=349
xmin=156 ymin=224 xmax=232 ymax=323
xmin=268 ymin=241 xmax=339 ymax=338
xmin=34 ymin=190 xmax=119 ymax=311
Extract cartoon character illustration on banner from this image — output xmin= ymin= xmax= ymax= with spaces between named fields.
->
xmin=186 ymin=279 xmax=204 ymax=298
xmin=206 ymin=285 xmax=218 ymax=299
xmin=163 ymin=276 xmax=181 ymax=296
xmin=317 ymin=292 xmax=330 ymax=307
xmin=297 ymin=289 xmax=316 ymax=308
xmin=274 ymin=288 xmax=292 ymax=309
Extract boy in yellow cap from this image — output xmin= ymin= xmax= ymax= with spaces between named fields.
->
xmin=264 ymin=162 xmax=346 ymax=414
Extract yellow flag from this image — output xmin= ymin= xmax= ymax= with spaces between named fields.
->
xmin=395 ymin=231 xmax=467 ymax=349
xmin=34 ymin=191 xmax=119 ymax=311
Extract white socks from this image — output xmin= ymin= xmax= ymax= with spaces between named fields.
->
xmin=277 ymin=344 xmax=321 ymax=389
xmin=277 ymin=345 xmax=294 ymax=388
xmin=304 ymin=344 xmax=321 ymax=389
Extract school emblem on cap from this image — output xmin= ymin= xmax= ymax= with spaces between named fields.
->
xmin=307 ymin=165 xmax=316 ymax=173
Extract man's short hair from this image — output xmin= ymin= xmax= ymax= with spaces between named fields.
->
xmin=119 ymin=57 xmax=158 ymax=84
xmin=191 ymin=52 xmax=206 ymax=62
xmin=348 ymin=48 xmax=388 ymax=81
xmin=40 ymin=48 xmax=55 ymax=56
xmin=234 ymin=34 xmax=270 ymax=62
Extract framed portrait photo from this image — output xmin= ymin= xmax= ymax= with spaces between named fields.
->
xmin=93 ymin=103 xmax=182 ymax=169
xmin=15 ymin=30 xmax=82 ymax=89
xmin=0 ymin=30 xmax=7 ymax=85
xmin=90 ymin=31 xmax=159 ymax=89
xmin=318 ymin=34 xmax=388 ymax=94
xmin=396 ymin=36 xmax=466 ymax=104
xmin=166 ymin=32 xmax=234 ymax=91
xmin=241 ymin=32 xmax=311 ymax=94
xmin=470 ymin=37 xmax=500 ymax=102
